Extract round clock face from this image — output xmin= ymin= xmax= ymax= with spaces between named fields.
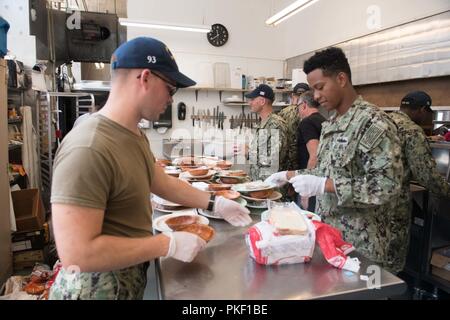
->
xmin=207 ymin=24 xmax=229 ymax=47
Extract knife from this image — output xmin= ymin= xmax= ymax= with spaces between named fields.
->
xmin=192 ymin=106 xmax=195 ymax=126
xmin=213 ymin=108 xmax=216 ymax=127
xmin=230 ymin=115 xmax=234 ymax=129
xmin=216 ymin=106 xmax=220 ymax=128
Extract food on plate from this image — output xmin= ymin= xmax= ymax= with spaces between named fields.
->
xmin=165 ymin=215 xmax=201 ymax=230
xmin=208 ymin=183 xmax=232 ymax=191
xmin=268 ymin=208 xmax=308 ymax=235
xmin=175 ymin=223 xmax=215 ymax=242
xmin=249 ymin=189 xmax=274 ymax=199
xmin=188 ymin=167 xmax=209 ymax=176
xmin=240 ymin=181 xmax=271 ymax=191
xmin=214 ymin=190 xmax=240 ymax=200
xmin=223 ymin=170 xmax=246 ymax=177
xmin=219 ymin=176 xmax=243 ymax=184
xmin=215 ymin=160 xmax=232 ymax=170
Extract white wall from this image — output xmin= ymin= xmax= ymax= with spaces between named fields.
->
xmin=126 ymin=0 xmax=288 ymax=158
xmin=281 ymin=0 xmax=450 ymax=58
xmin=0 ymin=0 xmax=37 ymax=67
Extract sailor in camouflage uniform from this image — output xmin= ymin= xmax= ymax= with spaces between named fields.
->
xmin=278 ymin=83 xmax=310 ymax=171
xmin=266 ymin=47 xmax=406 ymax=273
xmin=245 ymin=84 xmax=287 ymax=181
xmin=385 ymin=91 xmax=450 ymax=272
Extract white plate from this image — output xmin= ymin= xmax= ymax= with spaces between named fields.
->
xmin=197 ymin=198 xmax=247 ymax=219
xmin=246 ymin=201 xmax=269 ymax=209
xmin=151 ymin=202 xmax=189 ymax=213
xmin=151 ymin=195 xmax=183 ymax=207
xmin=152 ymin=210 xmax=209 ymax=232
xmin=240 ymin=191 xmax=283 ymax=202
xmin=232 ymin=181 xmax=277 ymax=193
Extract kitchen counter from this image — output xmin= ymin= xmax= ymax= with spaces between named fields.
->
xmin=153 ymin=211 xmax=406 ymax=300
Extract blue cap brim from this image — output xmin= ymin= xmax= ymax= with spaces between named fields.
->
xmin=163 ymin=70 xmax=196 ymax=88
xmin=244 ymin=91 xmax=259 ymax=99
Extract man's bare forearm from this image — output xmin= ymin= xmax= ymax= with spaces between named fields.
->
xmin=59 ymin=233 xmax=169 ymax=272
xmin=154 ymin=175 xmax=210 ymax=209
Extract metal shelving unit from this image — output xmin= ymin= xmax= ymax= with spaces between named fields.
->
xmin=37 ymin=92 xmax=95 ymax=197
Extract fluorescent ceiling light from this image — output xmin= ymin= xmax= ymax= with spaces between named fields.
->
xmin=265 ymin=0 xmax=319 ymax=26
xmin=119 ymin=18 xmax=211 ymax=33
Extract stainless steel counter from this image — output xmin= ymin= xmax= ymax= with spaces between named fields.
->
xmin=154 ymin=212 xmax=406 ymax=300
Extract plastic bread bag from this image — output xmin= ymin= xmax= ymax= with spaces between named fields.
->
xmin=312 ymin=221 xmax=360 ymax=273
xmin=245 ymin=216 xmax=315 ymax=265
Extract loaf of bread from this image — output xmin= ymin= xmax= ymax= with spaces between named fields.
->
xmin=268 ymin=208 xmax=308 ymax=235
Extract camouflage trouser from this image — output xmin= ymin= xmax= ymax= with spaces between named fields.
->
xmin=49 ymin=262 xmax=149 ymax=300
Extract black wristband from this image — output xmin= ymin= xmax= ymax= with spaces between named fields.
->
xmin=207 ymin=194 xmax=216 ymax=211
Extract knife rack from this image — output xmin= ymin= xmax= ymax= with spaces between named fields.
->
xmin=190 ymin=115 xmax=227 ymax=121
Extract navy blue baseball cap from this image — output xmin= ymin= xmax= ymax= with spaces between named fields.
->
xmin=292 ymin=83 xmax=310 ymax=95
xmin=245 ymin=84 xmax=275 ymax=101
xmin=401 ymin=91 xmax=432 ymax=111
xmin=111 ymin=37 xmax=196 ymax=88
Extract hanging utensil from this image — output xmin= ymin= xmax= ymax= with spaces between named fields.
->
xmin=192 ymin=106 xmax=195 ymax=127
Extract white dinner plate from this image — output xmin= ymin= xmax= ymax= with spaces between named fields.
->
xmin=152 ymin=210 xmax=209 ymax=232
xmin=240 ymin=191 xmax=282 ymax=202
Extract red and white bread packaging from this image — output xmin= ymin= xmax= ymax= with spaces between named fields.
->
xmin=245 ymin=203 xmax=361 ymax=273
xmin=245 ymin=205 xmax=315 ymax=265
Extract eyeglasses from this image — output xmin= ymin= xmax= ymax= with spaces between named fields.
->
xmin=137 ymin=71 xmax=178 ymax=96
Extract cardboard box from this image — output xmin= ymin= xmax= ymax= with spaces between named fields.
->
xmin=13 ymin=249 xmax=44 ymax=270
xmin=11 ymin=189 xmax=45 ymax=232
xmin=430 ymin=246 xmax=450 ymax=282
xmin=11 ymin=229 xmax=47 ymax=253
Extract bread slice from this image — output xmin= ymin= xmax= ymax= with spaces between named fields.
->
xmin=268 ymin=208 xmax=308 ymax=235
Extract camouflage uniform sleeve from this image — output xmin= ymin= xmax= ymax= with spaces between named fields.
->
xmin=406 ymin=129 xmax=450 ymax=196
xmin=333 ymin=117 xmax=403 ymax=208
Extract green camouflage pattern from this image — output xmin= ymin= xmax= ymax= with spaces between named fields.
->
xmin=249 ymin=113 xmax=287 ymax=181
xmin=49 ymin=263 xmax=148 ymax=300
xmin=278 ymin=104 xmax=301 ymax=170
xmin=388 ymin=111 xmax=450 ymax=197
xmin=296 ymin=96 xmax=406 ymax=273
xmin=386 ymin=111 xmax=450 ymax=271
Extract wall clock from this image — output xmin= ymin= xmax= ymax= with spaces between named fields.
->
xmin=207 ymin=23 xmax=229 ymax=47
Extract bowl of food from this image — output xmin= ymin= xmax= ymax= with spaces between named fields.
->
xmin=208 ymin=183 xmax=232 ymax=191
xmin=165 ymin=215 xmax=201 ymax=230
xmin=214 ymin=190 xmax=241 ymax=200
xmin=249 ymin=189 xmax=274 ymax=199
xmin=216 ymin=160 xmax=232 ymax=170
xmin=188 ymin=167 xmax=209 ymax=176
xmin=174 ymin=223 xmax=215 ymax=242
xmin=219 ymin=176 xmax=244 ymax=184
xmin=224 ymin=170 xmax=247 ymax=177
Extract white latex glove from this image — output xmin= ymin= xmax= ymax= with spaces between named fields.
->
xmin=289 ymin=174 xmax=327 ymax=197
xmin=163 ymin=231 xmax=206 ymax=263
xmin=264 ymin=171 xmax=288 ymax=187
xmin=213 ymin=196 xmax=252 ymax=227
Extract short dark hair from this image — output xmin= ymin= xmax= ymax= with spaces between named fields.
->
xmin=299 ymin=91 xmax=320 ymax=108
xmin=303 ymin=47 xmax=352 ymax=83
